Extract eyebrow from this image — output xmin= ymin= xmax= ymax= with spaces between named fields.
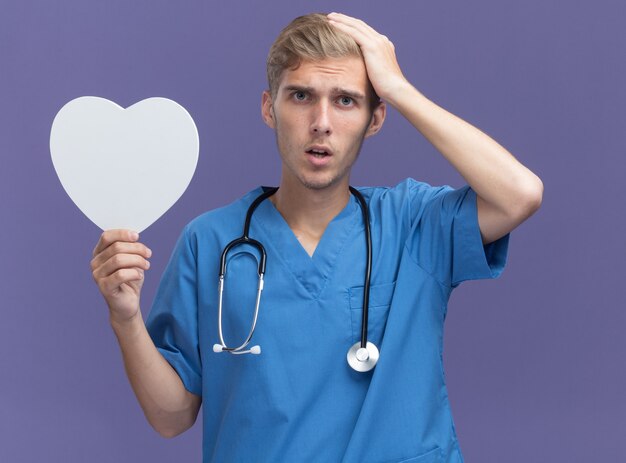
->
xmin=282 ymin=85 xmax=366 ymax=101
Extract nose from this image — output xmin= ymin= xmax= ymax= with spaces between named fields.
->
xmin=310 ymin=100 xmax=332 ymax=135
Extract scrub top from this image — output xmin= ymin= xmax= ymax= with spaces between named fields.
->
xmin=146 ymin=179 xmax=509 ymax=463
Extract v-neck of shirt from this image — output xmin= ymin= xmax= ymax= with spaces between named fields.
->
xmin=252 ymin=189 xmax=361 ymax=299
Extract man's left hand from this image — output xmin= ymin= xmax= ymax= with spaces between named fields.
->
xmin=327 ymin=12 xmax=409 ymax=102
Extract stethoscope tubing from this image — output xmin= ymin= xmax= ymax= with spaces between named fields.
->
xmin=215 ymin=188 xmax=278 ymax=354
xmin=214 ymin=186 xmax=378 ymax=370
xmin=349 ymin=186 xmax=372 ymax=350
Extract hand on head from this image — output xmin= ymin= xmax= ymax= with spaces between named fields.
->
xmin=326 ymin=12 xmax=408 ymax=102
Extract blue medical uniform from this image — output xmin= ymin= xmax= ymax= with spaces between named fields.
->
xmin=146 ymin=179 xmax=509 ymax=463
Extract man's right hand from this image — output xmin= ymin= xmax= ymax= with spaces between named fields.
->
xmin=91 ymin=229 xmax=152 ymax=323
xmin=90 ymin=229 xmax=200 ymax=436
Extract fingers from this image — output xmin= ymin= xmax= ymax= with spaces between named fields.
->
xmin=91 ymin=250 xmax=150 ymax=297
xmin=326 ymin=12 xmax=403 ymax=102
xmin=93 ymin=229 xmax=139 ymax=257
xmin=91 ymin=230 xmax=152 ymax=289
xmin=92 ymin=251 xmax=151 ymax=281
xmin=327 ymin=13 xmax=370 ymax=46
xmin=98 ymin=267 xmax=145 ymax=294
xmin=327 ymin=12 xmax=377 ymax=35
xmin=327 ymin=12 xmax=384 ymax=46
xmin=91 ymin=239 xmax=152 ymax=271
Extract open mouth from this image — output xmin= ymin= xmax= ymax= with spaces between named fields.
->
xmin=306 ymin=148 xmax=330 ymax=158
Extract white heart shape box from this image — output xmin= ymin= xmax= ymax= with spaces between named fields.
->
xmin=50 ymin=96 xmax=199 ymax=233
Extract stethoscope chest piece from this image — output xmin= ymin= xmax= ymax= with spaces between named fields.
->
xmin=347 ymin=341 xmax=379 ymax=372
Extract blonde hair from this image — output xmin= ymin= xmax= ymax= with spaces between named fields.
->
xmin=266 ymin=13 xmax=379 ymax=108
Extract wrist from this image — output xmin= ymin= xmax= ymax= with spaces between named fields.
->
xmin=109 ymin=309 xmax=144 ymax=335
xmin=380 ymin=79 xmax=420 ymax=109
xmin=383 ymin=81 xmax=436 ymax=129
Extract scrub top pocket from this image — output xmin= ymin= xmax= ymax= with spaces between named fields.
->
xmin=349 ymin=281 xmax=396 ymax=347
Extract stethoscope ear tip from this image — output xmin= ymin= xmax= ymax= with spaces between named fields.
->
xmin=213 ymin=344 xmax=224 ymax=353
xmin=250 ymin=345 xmax=261 ymax=355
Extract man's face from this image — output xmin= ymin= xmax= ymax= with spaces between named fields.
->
xmin=262 ymin=57 xmax=385 ymax=192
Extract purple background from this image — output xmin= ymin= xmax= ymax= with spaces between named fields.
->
xmin=1 ymin=1 xmax=624 ymax=461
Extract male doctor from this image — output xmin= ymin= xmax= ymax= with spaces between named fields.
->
xmin=91 ymin=12 xmax=542 ymax=462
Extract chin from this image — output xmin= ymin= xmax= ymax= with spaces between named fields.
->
xmin=302 ymin=181 xmax=332 ymax=190
xmin=297 ymin=173 xmax=341 ymax=191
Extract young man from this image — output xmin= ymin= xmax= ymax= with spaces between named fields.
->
xmin=91 ymin=13 xmax=542 ymax=462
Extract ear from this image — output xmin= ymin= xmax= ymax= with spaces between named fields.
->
xmin=364 ymin=101 xmax=386 ymax=138
xmin=261 ymin=90 xmax=276 ymax=129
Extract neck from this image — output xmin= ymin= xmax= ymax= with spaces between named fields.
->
xmin=270 ymin=177 xmax=350 ymax=255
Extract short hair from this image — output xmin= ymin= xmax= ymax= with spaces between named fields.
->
xmin=266 ymin=13 xmax=380 ymax=109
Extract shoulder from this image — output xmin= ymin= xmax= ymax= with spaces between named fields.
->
xmin=356 ymin=178 xmax=472 ymax=226
xmin=356 ymin=178 xmax=454 ymax=207
xmin=356 ymin=177 xmax=443 ymax=196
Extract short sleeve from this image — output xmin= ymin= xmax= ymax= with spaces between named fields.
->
xmin=407 ymin=181 xmax=509 ymax=288
xmin=145 ymin=226 xmax=202 ymax=396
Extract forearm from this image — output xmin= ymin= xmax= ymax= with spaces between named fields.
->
xmin=110 ymin=311 xmax=201 ymax=438
xmin=387 ymin=81 xmax=543 ymax=215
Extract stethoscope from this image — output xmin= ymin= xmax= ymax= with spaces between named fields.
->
xmin=212 ymin=186 xmax=379 ymax=372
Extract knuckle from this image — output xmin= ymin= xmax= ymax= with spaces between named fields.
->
xmin=112 ymin=269 xmax=125 ymax=284
xmin=112 ymin=254 xmax=124 ymax=267
xmin=101 ymin=231 xmax=113 ymax=245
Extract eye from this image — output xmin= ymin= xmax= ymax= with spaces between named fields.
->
xmin=293 ymin=91 xmax=307 ymax=101
xmin=338 ymin=96 xmax=354 ymax=106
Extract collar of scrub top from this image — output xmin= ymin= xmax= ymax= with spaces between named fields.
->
xmin=213 ymin=186 xmax=380 ymax=372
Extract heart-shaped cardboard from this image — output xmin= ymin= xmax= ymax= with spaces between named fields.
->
xmin=50 ymin=96 xmax=199 ymax=233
